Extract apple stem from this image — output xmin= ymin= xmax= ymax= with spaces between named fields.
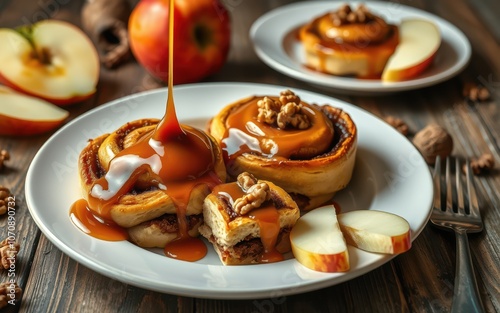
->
xmin=16 ymin=25 xmax=52 ymax=65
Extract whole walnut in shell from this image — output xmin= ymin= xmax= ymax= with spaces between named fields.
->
xmin=412 ymin=124 xmax=453 ymax=165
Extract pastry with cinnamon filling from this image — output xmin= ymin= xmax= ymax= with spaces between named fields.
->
xmin=199 ymin=172 xmax=300 ymax=265
xmin=78 ymin=118 xmax=227 ymax=248
xmin=299 ymin=4 xmax=399 ymax=78
xmin=209 ymin=90 xmax=357 ymax=211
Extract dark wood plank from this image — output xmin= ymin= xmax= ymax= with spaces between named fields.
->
xmin=1 ymin=0 xmax=499 ymax=312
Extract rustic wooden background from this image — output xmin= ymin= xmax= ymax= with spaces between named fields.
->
xmin=0 ymin=0 xmax=499 ymax=312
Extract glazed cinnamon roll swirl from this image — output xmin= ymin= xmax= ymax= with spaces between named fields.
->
xmin=78 ymin=118 xmax=227 ymax=248
xmin=298 ymin=4 xmax=399 ymax=78
xmin=208 ymin=90 xmax=357 ymax=211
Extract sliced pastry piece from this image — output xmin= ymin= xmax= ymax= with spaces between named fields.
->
xmin=298 ymin=4 xmax=399 ymax=78
xmin=128 ymin=213 xmax=204 ymax=248
xmin=199 ymin=172 xmax=300 ymax=265
xmin=209 ymin=90 xmax=357 ymax=211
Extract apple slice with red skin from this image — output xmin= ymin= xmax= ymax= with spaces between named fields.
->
xmin=290 ymin=205 xmax=349 ymax=273
xmin=382 ymin=19 xmax=441 ymax=82
xmin=0 ymin=20 xmax=99 ymax=106
xmin=0 ymin=86 xmax=69 ymax=136
xmin=338 ymin=210 xmax=412 ymax=254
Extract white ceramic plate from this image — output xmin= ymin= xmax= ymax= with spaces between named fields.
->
xmin=26 ymin=83 xmax=433 ymax=299
xmin=250 ymin=1 xmax=471 ymax=94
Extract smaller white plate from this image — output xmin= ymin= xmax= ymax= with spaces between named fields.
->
xmin=250 ymin=1 xmax=471 ymax=94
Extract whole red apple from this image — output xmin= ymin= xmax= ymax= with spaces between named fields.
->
xmin=128 ymin=0 xmax=231 ymax=85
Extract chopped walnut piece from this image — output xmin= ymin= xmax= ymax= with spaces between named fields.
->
xmin=277 ymin=103 xmax=310 ymax=129
xmin=236 ymin=172 xmax=258 ymax=191
xmin=466 ymin=153 xmax=495 ymax=175
xmin=412 ymin=124 xmax=453 ymax=165
xmin=257 ymin=90 xmax=310 ymax=130
xmin=0 ymin=239 xmax=19 ymax=270
xmin=0 ymin=282 xmax=22 ymax=309
xmin=0 ymin=150 xmax=9 ymax=171
xmin=384 ymin=115 xmax=409 ymax=135
xmin=463 ymin=82 xmax=490 ymax=102
xmin=279 ymin=89 xmax=301 ymax=106
xmin=0 ymin=186 xmax=12 ymax=216
xmin=233 ymin=182 xmax=271 ymax=215
xmin=330 ymin=4 xmax=375 ymax=26
xmin=257 ymin=97 xmax=280 ymax=125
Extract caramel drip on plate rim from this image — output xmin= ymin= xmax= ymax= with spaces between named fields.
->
xmin=71 ymin=0 xmax=219 ymax=262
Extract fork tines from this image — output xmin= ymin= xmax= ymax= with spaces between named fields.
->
xmin=433 ymin=156 xmax=479 ymax=216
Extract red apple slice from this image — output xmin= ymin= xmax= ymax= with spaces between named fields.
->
xmin=290 ymin=205 xmax=349 ymax=272
xmin=0 ymin=86 xmax=69 ymax=136
xmin=338 ymin=210 xmax=411 ymax=254
xmin=382 ymin=19 xmax=441 ymax=82
xmin=0 ymin=20 xmax=99 ymax=106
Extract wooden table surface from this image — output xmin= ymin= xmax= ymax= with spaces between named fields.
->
xmin=1 ymin=0 xmax=499 ymax=312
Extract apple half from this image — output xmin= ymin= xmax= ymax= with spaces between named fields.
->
xmin=338 ymin=210 xmax=412 ymax=254
xmin=0 ymin=20 xmax=99 ymax=106
xmin=290 ymin=205 xmax=349 ymax=273
xmin=382 ymin=19 xmax=441 ymax=82
xmin=0 ymin=86 xmax=69 ymax=136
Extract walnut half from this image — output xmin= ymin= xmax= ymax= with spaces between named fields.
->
xmin=0 ymin=282 xmax=22 ymax=309
xmin=237 ymin=172 xmax=258 ymax=192
xmin=463 ymin=82 xmax=490 ymax=102
xmin=0 ymin=186 xmax=12 ymax=216
xmin=466 ymin=153 xmax=495 ymax=175
xmin=257 ymin=90 xmax=311 ymax=130
xmin=384 ymin=115 xmax=409 ymax=136
xmin=233 ymin=172 xmax=271 ymax=215
xmin=0 ymin=238 xmax=20 ymax=270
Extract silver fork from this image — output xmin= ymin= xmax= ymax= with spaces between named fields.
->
xmin=431 ymin=156 xmax=486 ymax=313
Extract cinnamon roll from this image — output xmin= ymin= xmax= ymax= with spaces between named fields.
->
xmin=78 ymin=118 xmax=227 ymax=248
xmin=208 ymin=90 xmax=357 ymax=211
xmin=299 ymin=4 xmax=399 ymax=78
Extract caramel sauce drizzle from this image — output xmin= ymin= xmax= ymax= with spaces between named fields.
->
xmin=71 ymin=0 xmax=219 ymax=262
xmin=221 ymin=97 xmax=333 ymax=162
xmin=70 ymin=199 xmax=128 ymax=241
xmin=213 ymin=182 xmax=283 ymax=263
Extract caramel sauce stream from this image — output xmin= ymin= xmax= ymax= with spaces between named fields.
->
xmin=71 ymin=0 xmax=218 ymax=262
